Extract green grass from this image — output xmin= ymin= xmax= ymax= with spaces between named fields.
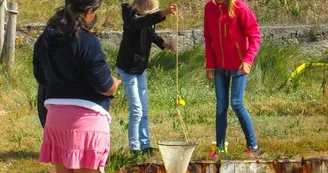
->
xmin=0 ymin=42 xmax=328 ymax=172
xmin=7 ymin=0 xmax=328 ymax=30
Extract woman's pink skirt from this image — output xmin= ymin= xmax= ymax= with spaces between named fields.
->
xmin=39 ymin=105 xmax=110 ymax=171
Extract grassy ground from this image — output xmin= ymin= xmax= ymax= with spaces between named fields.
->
xmin=0 ymin=41 xmax=327 ymax=172
xmin=7 ymin=0 xmax=328 ymax=30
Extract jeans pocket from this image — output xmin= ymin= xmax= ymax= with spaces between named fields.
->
xmin=116 ymin=67 xmax=122 ymax=78
xmin=231 ymin=70 xmax=242 ymax=77
xmin=116 ymin=67 xmax=128 ymax=81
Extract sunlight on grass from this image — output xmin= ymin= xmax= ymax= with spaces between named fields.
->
xmin=0 ymin=42 xmax=327 ymax=172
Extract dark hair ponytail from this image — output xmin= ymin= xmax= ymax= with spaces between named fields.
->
xmin=47 ymin=0 xmax=102 ymax=36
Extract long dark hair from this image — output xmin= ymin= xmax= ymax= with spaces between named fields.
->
xmin=47 ymin=0 xmax=102 ymax=36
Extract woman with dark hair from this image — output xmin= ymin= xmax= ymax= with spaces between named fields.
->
xmin=33 ymin=0 xmax=120 ymax=172
xmin=36 ymin=16 xmax=98 ymax=129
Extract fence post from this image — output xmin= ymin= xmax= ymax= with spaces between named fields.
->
xmin=0 ymin=0 xmax=5 ymax=62
xmin=6 ymin=2 xmax=18 ymax=72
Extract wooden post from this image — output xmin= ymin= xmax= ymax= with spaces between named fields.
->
xmin=6 ymin=2 xmax=18 ymax=72
xmin=0 ymin=0 xmax=5 ymax=61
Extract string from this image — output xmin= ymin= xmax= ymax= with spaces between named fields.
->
xmin=175 ymin=8 xmax=190 ymax=142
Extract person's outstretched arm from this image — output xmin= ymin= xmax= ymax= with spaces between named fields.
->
xmin=126 ymin=4 xmax=177 ymax=29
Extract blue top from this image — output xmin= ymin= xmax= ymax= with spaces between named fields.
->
xmin=33 ymin=27 xmax=114 ymax=110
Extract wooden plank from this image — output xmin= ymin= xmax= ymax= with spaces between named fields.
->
xmin=5 ymin=2 xmax=17 ymax=72
xmin=0 ymin=0 xmax=5 ymax=58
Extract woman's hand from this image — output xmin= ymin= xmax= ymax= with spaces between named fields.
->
xmin=206 ymin=69 xmax=215 ymax=81
xmin=240 ymin=62 xmax=251 ymax=75
xmin=102 ymin=77 xmax=121 ymax=96
xmin=162 ymin=42 xmax=176 ymax=51
xmin=161 ymin=4 xmax=178 ymax=17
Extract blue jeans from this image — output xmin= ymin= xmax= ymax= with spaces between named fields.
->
xmin=116 ymin=68 xmax=150 ymax=150
xmin=214 ymin=69 xmax=258 ymax=149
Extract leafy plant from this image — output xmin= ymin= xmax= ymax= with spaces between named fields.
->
xmin=106 ymin=149 xmax=140 ymax=173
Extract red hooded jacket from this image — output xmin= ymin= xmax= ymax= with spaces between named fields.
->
xmin=204 ymin=0 xmax=261 ymax=70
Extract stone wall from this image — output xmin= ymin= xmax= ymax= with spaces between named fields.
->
xmin=19 ymin=23 xmax=328 ymax=50
xmin=97 ymin=24 xmax=328 ymax=50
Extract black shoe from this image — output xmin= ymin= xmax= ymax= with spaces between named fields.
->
xmin=141 ymin=147 xmax=159 ymax=156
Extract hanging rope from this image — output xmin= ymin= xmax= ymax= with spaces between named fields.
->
xmin=323 ymin=61 xmax=327 ymax=100
xmin=175 ymin=8 xmax=190 ymax=142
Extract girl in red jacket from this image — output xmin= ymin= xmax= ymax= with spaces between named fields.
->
xmin=204 ymin=0 xmax=262 ymax=157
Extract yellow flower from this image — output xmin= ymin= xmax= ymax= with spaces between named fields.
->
xmin=176 ymin=96 xmax=185 ymax=106
xmin=16 ymin=36 xmax=24 ymax=46
xmin=178 ymin=99 xmax=185 ymax=106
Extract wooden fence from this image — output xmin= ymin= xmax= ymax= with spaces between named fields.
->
xmin=0 ymin=0 xmax=18 ymax=73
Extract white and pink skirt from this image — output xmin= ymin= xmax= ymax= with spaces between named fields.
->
xmin=39 ymin=100 xmax=111 ymax=172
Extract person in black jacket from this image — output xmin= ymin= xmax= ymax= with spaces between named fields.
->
xmin=116 ymin=0 xmax=177 ymax=154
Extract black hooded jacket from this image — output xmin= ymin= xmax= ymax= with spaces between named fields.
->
xmin=116 ymin=3 xmax=166 ymax=75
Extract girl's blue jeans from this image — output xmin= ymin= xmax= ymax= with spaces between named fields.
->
xmin=116 ymin=67 xmax=150 ymax=151
xmin=214 ymin=69 xmax=258 ymax=149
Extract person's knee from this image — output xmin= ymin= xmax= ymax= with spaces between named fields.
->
xmin=216 ymin=101 xmax=229 ymax=114
xmin=130 ymin=114 xmax=142 ymax=123
xmin=231 ymin=99 xmax=244 ymax=111
xmin=129 ymin=102 xmax=142 ymax=116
